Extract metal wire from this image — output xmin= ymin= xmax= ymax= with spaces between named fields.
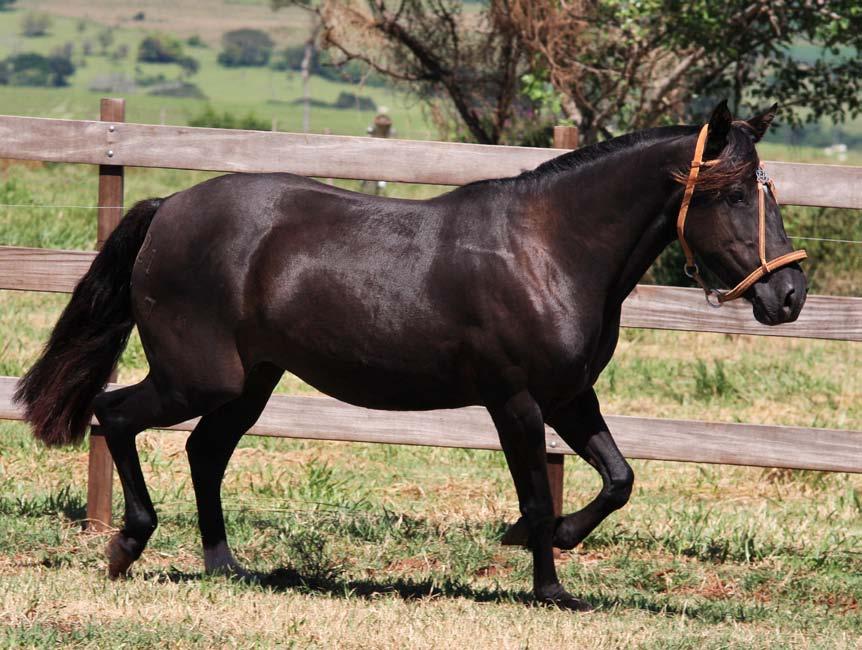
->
xmin=1 ymin=202 xmax=862 ymax=245
xmin=787 ymin=235 xmax=862 ymax=245
xmin=0 ymin=203 xmax=123 ymax=209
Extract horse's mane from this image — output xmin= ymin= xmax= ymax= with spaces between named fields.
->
xmin=465 ymin=123 xmax=758 ymax=192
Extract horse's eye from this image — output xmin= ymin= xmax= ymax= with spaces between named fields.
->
xmin=726 ymin=189 xmax=745 ymax=204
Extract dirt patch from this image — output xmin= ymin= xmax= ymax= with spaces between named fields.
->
xmin=673 ymin=573 xmax=739 ymax=600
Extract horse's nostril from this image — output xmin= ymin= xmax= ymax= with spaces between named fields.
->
xmin=783 ymin=287 xmax=795 ymax=309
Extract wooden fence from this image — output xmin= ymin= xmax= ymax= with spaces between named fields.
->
xmin=0 ymin=98 xmax=859 ymax=531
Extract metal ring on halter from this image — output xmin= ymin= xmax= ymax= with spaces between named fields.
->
xmin=684 ymin=263 xmax=699 ymax=279
xmin=706 ymin=289 xmax=723 ymax=308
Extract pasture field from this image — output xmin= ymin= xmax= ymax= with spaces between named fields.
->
xmin=0 ymin=159 xmax=859 ymax=647
xmin=0 ymin=0 xmax=432 ymax=138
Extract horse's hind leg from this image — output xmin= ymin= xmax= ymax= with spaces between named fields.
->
xmin=93 ymin=376 xmax=239 ymax=578
xmin=184 ymin=362 xmax=282 ymax=577
xmin=488 ymin=390 xmax=591 ymax=611
xmin=545 ymin=389 xmax=634 ymax=550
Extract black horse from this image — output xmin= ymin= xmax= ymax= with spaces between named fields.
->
xmin=16 ymin=101 xmax=806 ymax=610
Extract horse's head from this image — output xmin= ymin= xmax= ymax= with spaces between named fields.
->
xmin=675 ymin=101 xmax=807 ymax=326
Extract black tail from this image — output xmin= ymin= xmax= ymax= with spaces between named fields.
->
xmin=14 ymin=198 xmax=163 ymax=446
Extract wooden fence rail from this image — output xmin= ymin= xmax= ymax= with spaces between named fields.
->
xmin=0 ymin=100 xmax=859 ymax=531
xmin=1 ymin=246 xmax=859 ymax=341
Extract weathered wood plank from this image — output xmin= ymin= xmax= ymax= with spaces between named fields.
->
xmin=0 ymin=377 xmax=859 ymax=473
xmin=0 ymin=115 xmax=860 ymax=208
xmin=0 ymin=247 xmax=95 ymax=292
xmin=2 ymin=246 xmax=858 ymax=341
xmin=768 ymin=161 xmax=862 ymax=211
xmin=622 ymin=285 xmax=862 ymax=341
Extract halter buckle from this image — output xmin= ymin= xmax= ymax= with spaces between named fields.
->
xmin=755 ymin=167 xmax=770 ymax=185
xmin=706 ymin=289 xmax=723 ymax=308
xmin=684 ymin=263 xmax=699 ymax=279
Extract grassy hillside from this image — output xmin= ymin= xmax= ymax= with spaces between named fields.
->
xmin=0 ymin=1 xmax=432 ymax=137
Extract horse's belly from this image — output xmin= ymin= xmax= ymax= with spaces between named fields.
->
xmin=273 ymin=348 xmax=477 ymax=411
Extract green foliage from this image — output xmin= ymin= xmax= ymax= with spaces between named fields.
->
xmin=0 ymin=52 xmax=75 ymax=87
xmin=20 ymin=12 xmax=51 ymax=37
xmin=137 ymin=33 xmax=185 ymax=64
xmin=188 ymin=105 xmax=271 ymax=130
xmin=148 ymin=81 xmax=207 ymax=99
xmin=96 ymin=27 xmax=113 ymax=54
xmin=186 ymin=34 xmax=206 ymax=48
xmin=178 ymin=55 xmax=200 ymax=77
xmin=333 ymin=91 xmax=376 ymax=111
xmin=0 ymin=0 xmax=16 ymax=10
xmin=217 ymin=28 xmax=274 ymax=67
xmin=272 ymin=45 xmax=388 ymax=87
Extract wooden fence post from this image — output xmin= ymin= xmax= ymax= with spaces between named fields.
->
xmin=85 ymin=97 xmax=125 ymax=531
xmin=547 ymin=125 xmax=579 ymax=532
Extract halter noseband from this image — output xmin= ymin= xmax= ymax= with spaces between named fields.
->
xmin=676 ymin=123 xmax=807 ymax=306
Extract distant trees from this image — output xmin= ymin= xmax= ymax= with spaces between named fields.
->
xmin=217 ymin=29 xmax=274 ymax=67
xmin=189 ymin=106 xmax=271 ymax=130
xmin=21 ymin=12 xmax=52 ymax=37
xmin=0 ymin=52 xmax=75 ymax=86
xmin=137 ymin=34 xmax=185 ymax=64
xmin=280 ymin=1 xmax=862 ymax=146
xmin=97 ymin=28 xmax=114 ymax=55
xmin=137 ymin=33 xmax=198 ymax=79
xmin=0 ymin=0 xmax=17 ymax=10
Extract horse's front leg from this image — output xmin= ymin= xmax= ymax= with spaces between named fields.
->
xmin=545 ymin=388 xmax=634 ymax=550
xmin=488 ymin=390 xmax=591 ymax=611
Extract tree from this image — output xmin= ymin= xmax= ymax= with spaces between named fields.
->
xmin=274 ymin=0 xmax=527 ymax=144
xmin=275 ymin=1 xmax=862 ymax=145
xmin=0 ymin=52 xmax=75 ymax=87
xmin=138 ymin=34 xmax=185 ymax=64
xmin=217 ymin=29 xmax=275 ymax=67
xmin=0 ymin=0 xmax=17 ymax=11
xmin=21 ymin=12 xmax=52 ymax=37
xmin=97 ymin=28 xmax=114 ymax=55
xmin=505 ymin=0 xmax=862 ymax=143
xmin=178 ymin=55 xmax=200 ymax=79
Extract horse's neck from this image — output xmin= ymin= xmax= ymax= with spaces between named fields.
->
xmin=545 ymin=137 xmax=685 ymax=304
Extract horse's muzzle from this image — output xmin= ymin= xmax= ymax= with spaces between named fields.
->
xmin=750 ymin=265 xmax=807 ymax=325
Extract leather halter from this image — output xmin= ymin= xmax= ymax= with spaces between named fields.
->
xmin=676 ymin=123 xmax=807 ymax=306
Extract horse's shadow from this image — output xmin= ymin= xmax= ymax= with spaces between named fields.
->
xmin=143 ymin=565 xmax=535 ymax=606
xmin=141 ymin=566 xmax=739 ymax=622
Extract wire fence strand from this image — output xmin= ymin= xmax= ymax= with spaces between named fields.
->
xmin=2 ymin=203 xmax=862 ymax=245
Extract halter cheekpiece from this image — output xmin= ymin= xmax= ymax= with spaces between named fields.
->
xmin=676 ymin=123 xmax=808 ymax=306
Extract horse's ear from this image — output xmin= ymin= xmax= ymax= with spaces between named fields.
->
xmin=704 ymin=99 xmax=732 ymax=158
xmin=745 ymin=103 xmax=778 ymax=142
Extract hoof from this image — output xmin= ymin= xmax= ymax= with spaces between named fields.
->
xmin=552 ymin=517 xmax=585 ymax=551
xmin=106 ymin=534 xmax=138 ymax=579
xmin=535 ymin=584 xmax=594 ymax=612
xmin=501 ymin=516 xmax=530 ymax=546
xmin=206 ymin=562 xmax=257 ymax=582
xmin=204 ymin=541 xmax=256 ymax=582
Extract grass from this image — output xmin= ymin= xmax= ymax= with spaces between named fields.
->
xmin=0 ymin=424 xmax=859 ymax=648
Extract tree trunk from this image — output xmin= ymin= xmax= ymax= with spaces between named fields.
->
xmin=301 ymin=38 xmax=315 ymax=133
